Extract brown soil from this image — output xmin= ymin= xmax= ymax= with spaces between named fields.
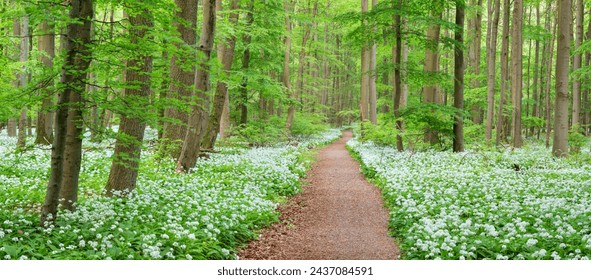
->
xmin=239 ymin=130 xmax=399 ymax=260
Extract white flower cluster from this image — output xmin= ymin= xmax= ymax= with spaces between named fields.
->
xmin=347 ymin=139 xmax=591 ymax=260
xmin=0 ymin=128 xmax=341 ymax=260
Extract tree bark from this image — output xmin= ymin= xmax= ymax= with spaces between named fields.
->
xmin=423 ymin=10 xmax=443 ymax=144
xmin=176 ymin=0 xmax=217 ymax=173
xmin=545 ymin=8 xmax=557 ymax=148
xmin=239 ymin=1 xmax=255 ymax=126
xmin=360 ymin=0 xmax=370 ymax=124
xmin=35 ymin=21 xmax=55 ymax=145
xmin=283 ymin=0 xmax=293 ymax=129
xmin=468 ymin=0 xmax=483 ymax=124
xmin=496 ymin=0 xmax=510 ymax=145
xmin=572 ymin=0 xmax=584 ymax=127
xmin=41 ymin=0 xmax=93 ymax=225
xmin=162 ymin=0 xmax=198 ymax=158
xmin=511 ymin=0 xmax=523 ymax=148
xmin=201 ymin=0 xmax=240 ymax=150
xmin=485 ymin=0 xmax=501 ymax=142
xmin=553 ymin=0 xmax=572 ymax=157
xmin=105 ymin=4 xmax=154 ymax=196
xmin=393 ymin=0 xmax=404 ymax=151
xmin=368 ymin=0 xmax=378 ymax=124
xmin=17 ymin=15 xmax=29 ymax=149
xmin=453 ymin=0 xmax=465 ymax=152
xmin=530 ymin=3 xmax=540 ymax=137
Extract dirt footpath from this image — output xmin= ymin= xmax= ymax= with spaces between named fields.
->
xmin=239 ymin=130 xmax=399 ymax=260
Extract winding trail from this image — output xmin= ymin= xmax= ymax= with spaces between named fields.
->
xmin=239 ymin=130 xmax=399 ymax=259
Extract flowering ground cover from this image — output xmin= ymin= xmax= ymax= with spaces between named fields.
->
xmin=0 ymin=129 xmax=341 ymax=260
xmin=347 ymin=139 xmax=591 ymax=260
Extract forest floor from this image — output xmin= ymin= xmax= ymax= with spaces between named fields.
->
xmin=239 ymin=130 xmax=399 ymax=259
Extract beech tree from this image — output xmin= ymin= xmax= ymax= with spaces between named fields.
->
xmin=553 ymin=0 xmax=571 ymax=157
xmin=176 ymin=0 xmax=217 ymax=173
xmin=40 ymin=0 xmax=93 ymax=225
xmin=162 ymin=0 xmax=197 ymax=158
xmin=453 ymin=0 xmax=465 ymax=152
xmin=105 ymin=2 xmax=154 ymax=196
xmin=511 ymin=0 xmax=523 ymax=148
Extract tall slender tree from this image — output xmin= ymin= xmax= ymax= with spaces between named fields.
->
xmin=553 ymin=0 xmax=572 ymax=157
xmin=393 ymin=0 xmax=404 ymax=151
xmin=572 ymin=0 xmax=584 ymax=128
xmin=162 ymin=0 xmax=197 ymax=158
xmin=496 ymin=0 xmax=510 ymax=145
xmin=511 ymin=0 xmax=523 ymax=148
xmin=485 ymin=0 xmax=500 ymax=142
xmin=368 ymin=0 xmax=378 ymax=124
xmin=176 ymin=0 xmax=217 ymax=173
xmin=105 ymin=2 xmax=154 ymax=196
xmin=359 ymin=0 xmax=369 ymax=123
xmin=423 ymin=8 xmax=443 ymax=144
xmin=40 ymin=0 xmax=93 ymax=225
xmin=453 ymin=0 xmax=465 ymax=152
xmin=201 ymin=0 xmax=240 ymax=150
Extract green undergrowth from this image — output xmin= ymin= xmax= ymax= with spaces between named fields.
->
xmin=0 ymin=129 xmax=341 ymax=260
xmin=348 ymin=138 xmax=591 ymax=260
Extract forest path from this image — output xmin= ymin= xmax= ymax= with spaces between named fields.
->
xmin=239 ymin=130 xmax=399 ymax=259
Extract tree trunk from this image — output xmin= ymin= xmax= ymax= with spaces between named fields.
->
xmin=7 ymin=119 xmax=16 ymax=137
xmin=553 ymin=0 xmax=571 ymax=157
xmin=287 ymin=0 xmax=317 ymax=131
xmin=162 ymin=0 xmax=198 ymax=158
xmin=583 ymin=9 xmax=591 ymax=134
xmin=105 ymin=4 xmax=154 ymax=196
xmin=511 ymin=0 xmax=523 ymax=148
xmin=368 ymin=0 xmax=378 ymax=124
xmin=393 ymin=0 xmax=404 ymax=151
xmin=530 ymin=3 xmax=540 ymax=137
xmin=35 ymin=21 xmax=55 ymax=145
xmin=220 ymin=94 xmax=230 ymax=138
xmin=453 ymin=0 xmax=465 ymax=152
xmin=485 ymin=0 xmax=501 ymax=142
xmin=572 ymin=0 xmax=584 ymax=128
xmin=360 ymin=0 xmax=370 ymax=124
xmin=201 ymin=0 xmax=240 ymax=150
xmin=176 ymin=0 xmax=217 ymax=173
xmin=496 ymin=0 xmax=510 ymax=145
xmin=545 ymin=8 xmax=557 ymax=148
xmin=41 ymin=0 xmax=93 ymax=225
xmin=239 ymin=1 xmax=255 ymax=126
xmin=283 ymin=0 xmax=293 ymax=129
xmin=17 ymin=15 xmax=29 ymax=149
xmin=423 ymin=11 xmax=443 ymax=144
xmin=469 ymin=0 xmax=483 ymax=124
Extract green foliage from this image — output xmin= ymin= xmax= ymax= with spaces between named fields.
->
xmin=290 ymin=113 xmax=329 ymax=136
xmin=229 ymin=116 xmax=288 ymax=147
xmin=400 ymin=102 xmax=464 ymax=149
xmin=358 ymin=117 xmax=399 ymax=147
xmin=350 ymin=139 xmax=591 ymax=260
xmin=568 ymin=125 xmax=588 ymax=153
xmin=463 ymin=121 xmax=486 ymax=145
xmin=522 ymin=116 xmax=545 ymax=130
xmin=0 ymin=129 xmax=341 ymax=260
